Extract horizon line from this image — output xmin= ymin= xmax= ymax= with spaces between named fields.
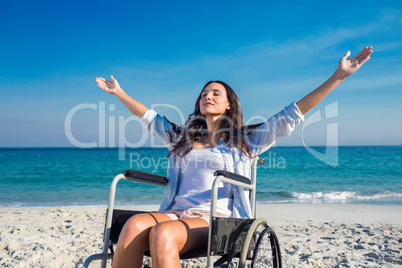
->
xmin=0 ymin=144 xmax=400 ymax=150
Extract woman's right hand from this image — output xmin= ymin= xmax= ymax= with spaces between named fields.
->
xmin=96 ymin=75 xmax=122 ymax=95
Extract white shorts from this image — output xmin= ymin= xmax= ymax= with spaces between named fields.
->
xmin=162 ymin=209 xmax=211 ymax=224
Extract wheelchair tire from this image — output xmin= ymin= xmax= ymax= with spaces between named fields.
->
xmin=250 ymin=226 xmax=282 ymax=268
xmin=238 ymin=218 xmax=282 ymax=268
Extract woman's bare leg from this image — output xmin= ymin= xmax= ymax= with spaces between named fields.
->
xmin=149 ymin=218 xmax=209 ymax=268
xmin=112 ymin=212 xmax=172 ymax=268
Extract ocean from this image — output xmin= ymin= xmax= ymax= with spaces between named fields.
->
xmin=0 ymin=146 xmax=401 ymax=207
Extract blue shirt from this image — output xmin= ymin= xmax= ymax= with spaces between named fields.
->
xmin=140 ymin=102 xmax=304 ymax=218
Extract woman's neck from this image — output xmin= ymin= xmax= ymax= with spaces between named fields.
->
xmin=205 ymin=115 xmax=223 ymax=133
xmin=193 ymin=114 xmax=225 ymax=148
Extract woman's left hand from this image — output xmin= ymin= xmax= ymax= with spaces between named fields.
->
xmin=336 ymin=46 xmax=373 ymax=79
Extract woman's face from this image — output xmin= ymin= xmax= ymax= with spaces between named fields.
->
xmin=199 ymin=82 xmax=231 ymax=118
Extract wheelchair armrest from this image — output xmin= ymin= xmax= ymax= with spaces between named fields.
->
xmin=213 ymin=170 xmax=251 ymax=185
xmin=123 ymin=170 xmax=168 ymax=187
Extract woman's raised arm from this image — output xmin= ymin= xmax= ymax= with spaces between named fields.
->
xmin=296 ymin=46 xmax=373 ymax=115
xmin=96 ymin=75 xmax=149 ymax=118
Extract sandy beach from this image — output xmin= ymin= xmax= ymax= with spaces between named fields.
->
xmin=0 ymin=204 xmax=401 ymax=267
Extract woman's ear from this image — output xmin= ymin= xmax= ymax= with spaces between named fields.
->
xmin=226 ymin=105 xmax=230 ymax=110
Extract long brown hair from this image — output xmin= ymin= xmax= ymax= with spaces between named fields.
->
xmin=166 ymin=81 xmax=262 ymax=160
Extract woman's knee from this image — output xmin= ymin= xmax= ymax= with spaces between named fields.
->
xmin=118 ymin=214 xmax=155 ymax=250
xmin=122 ymin=214 xmax=149 ymax=235
xmin=149 ymin=222 xmax=179 ymax=254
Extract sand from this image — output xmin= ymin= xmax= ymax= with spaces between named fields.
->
xmin=0 ymin=204 xmax=401 ymax=267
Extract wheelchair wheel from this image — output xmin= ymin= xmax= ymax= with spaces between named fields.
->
xmin=238 ymin=219 xmax=282 ymax=268
xmin=251 ymin=225 xmax=281 ymax=268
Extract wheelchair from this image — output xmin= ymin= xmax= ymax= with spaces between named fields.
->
xmin=84 ymin=156 xmax=282 ymax=268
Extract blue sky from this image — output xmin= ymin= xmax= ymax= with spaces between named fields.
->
xmin=1 ymin=0 xmax=401 ymax=147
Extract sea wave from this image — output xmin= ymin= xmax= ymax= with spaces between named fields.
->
xmin=290 ymin=191 xmax=402 ymax=202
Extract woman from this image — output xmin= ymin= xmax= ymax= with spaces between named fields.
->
xmin=96 ymin=47 xmax=372 ymax=268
